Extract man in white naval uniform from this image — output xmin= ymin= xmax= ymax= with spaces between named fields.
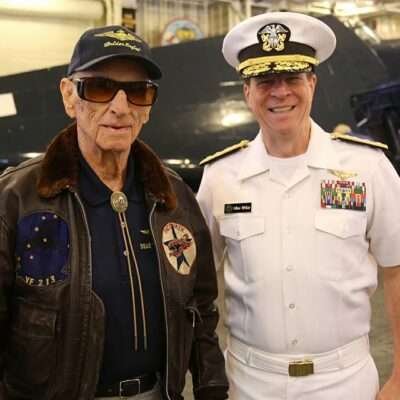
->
xmin=197 ymin=11 xmax=400 ymax=400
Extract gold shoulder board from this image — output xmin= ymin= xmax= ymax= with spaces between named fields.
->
xmin=199 ymin=140 xmax=250 ymax=166
xmin=330 ymin=132 xmax=388 ymax=150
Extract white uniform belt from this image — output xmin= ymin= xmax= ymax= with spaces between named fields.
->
xmin=228 ymin=335 xmax=370 ymax=377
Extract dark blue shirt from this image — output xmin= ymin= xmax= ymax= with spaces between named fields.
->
xmin=78 ymin=153 xmax=165 ymax=385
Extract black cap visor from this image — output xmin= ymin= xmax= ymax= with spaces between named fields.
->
xmin=68 ymin=54 xmax=162 ymax=80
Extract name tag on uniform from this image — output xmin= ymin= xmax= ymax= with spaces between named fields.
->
xmin=224 ymin=203 xmax=252 ymax=214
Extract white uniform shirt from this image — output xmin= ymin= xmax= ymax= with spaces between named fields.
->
xmin=197 ymin=121 xmax=400 ymax=354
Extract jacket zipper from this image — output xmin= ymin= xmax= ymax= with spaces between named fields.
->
xmin=73 ymin=191 xmax=93 ymax=278
xmin=149 ymin=201 xmax=171 ymax=400
xmin=72 ymin=191 xmax=96 ymax=395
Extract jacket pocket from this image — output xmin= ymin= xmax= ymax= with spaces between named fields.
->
xmin=218 ymin=215 xmax=265 ymax=282
xmin=314 ymin=210 xmax=367 ymax=281
xmin=315 ymin=210 xmax=366 ymax=238
xmin=4 ymin=299 xmax=58 ymax=396
xmin=219 ymin=215 xmax=264 ymax=241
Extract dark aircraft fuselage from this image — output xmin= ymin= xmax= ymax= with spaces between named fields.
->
xmin=0 ymin=16 xmax=399 ymax=189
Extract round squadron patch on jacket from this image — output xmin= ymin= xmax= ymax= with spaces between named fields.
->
xmin=15 ymin=212 xmax=70 ymax=286
xmin=162 ymin=223 xmax=196 ymax=275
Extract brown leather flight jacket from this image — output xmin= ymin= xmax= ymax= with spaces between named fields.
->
xmin=0 ymin=124 xmax=228 ymax=400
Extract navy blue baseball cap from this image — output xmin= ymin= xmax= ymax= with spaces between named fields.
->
xmin=67 ymin=25 xmax=162 ymax=79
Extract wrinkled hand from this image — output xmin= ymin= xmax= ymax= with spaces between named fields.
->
xmin=377 ymin=377 xmax=400 ymax=400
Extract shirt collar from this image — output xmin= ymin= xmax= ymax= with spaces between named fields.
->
xmin=306 ymin=120 xmax=342 ymax=170
xmin=238 ymin=120 xmax=341 ymax=181
xmin=238 ymin=132 xmax=270 ymax=180
xmin=78 ymin=152 xmax=143 ymax=206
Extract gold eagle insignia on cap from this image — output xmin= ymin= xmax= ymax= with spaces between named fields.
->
xmin=95 ymin=29 xmax=142 ymax=42
xmin=258 ymin=23 xmax=290 ymax=52
xmin=199 ymin=140 xmax=250 ymax=166
xmin=331 ymin=132 xmax=388 ymax=150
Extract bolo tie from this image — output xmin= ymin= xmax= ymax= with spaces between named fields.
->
xmin=110 ymin=191 xmax=147 ymax=351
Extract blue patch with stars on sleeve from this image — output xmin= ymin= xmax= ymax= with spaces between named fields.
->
xmin=15 ymin=212 xmax=70 ymax=286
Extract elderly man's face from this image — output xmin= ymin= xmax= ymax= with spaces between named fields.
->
xmin=61 ymin=58 xmax=152 ymax=157
xmin=243 ymin=72 xmax=316 ymax=140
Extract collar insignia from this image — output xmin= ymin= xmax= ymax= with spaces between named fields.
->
xmin=328 ymin=169 xmax=358 ymax=181
xmin=95 ymin=29 xmax=142 ymax=42
xmin=258 ymin=23 xmax=290 ymax=52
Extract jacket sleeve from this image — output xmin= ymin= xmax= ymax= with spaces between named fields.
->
xmin=0 ymin=216 xmax=14 ymax=400
xmin=181 ymin=184 xmax=229 ymax=400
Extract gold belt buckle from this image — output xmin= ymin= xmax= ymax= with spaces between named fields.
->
xmin=288 ymin=360 xmax=314 ymax=377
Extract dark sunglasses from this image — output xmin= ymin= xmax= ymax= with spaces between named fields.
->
xmin=71 ymin=77 xmax=158 ymax=106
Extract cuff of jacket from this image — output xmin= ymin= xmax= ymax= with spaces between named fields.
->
xmin=0 ymin=382 xmax=7 ymax=400
xmin=194 ymin=385 xmax=229 ymax=400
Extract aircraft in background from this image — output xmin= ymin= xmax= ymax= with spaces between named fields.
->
xmin=0 ymin=15 xmax=399 ymax=190
xmin=370 ymin=39 xmax=400 ymax=82
xmin=351 ymin=80 xmax=400 ymax=173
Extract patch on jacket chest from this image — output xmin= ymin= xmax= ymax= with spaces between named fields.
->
xmin=162 ymin=223 xmax=196 ymax=275
xmin=15 ymin=212 xmax=70 ymax=286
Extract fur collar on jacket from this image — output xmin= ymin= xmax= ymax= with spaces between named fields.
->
xmin=37 ymin=123 xmax=177 ymax=210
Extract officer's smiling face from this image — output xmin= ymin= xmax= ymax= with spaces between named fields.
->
xmin=243 ymin=72 xmax=316 ymax=141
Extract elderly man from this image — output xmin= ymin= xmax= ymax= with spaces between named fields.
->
xmin=0 ymin=26 xmax=228 ymax=400
xmin=197 ymin=12 xmax=400 ymax=400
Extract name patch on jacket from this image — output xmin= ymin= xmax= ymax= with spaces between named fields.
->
xmin=15 ymin=212 xmax=70 ymax=286
xmin=162 ymin=222 xmax=196 ymax=275
xmin=224 ymin=203 xmax=252 ymax=214
xmin=321 ymin=180 xmax=366 ymax=211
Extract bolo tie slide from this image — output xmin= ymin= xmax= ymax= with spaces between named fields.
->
xmin=110 ymin=191 xmax=147 ymax=351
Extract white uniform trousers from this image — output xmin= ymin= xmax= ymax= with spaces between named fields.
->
xmin=226 ymin=336 xmax=379 ymax=400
